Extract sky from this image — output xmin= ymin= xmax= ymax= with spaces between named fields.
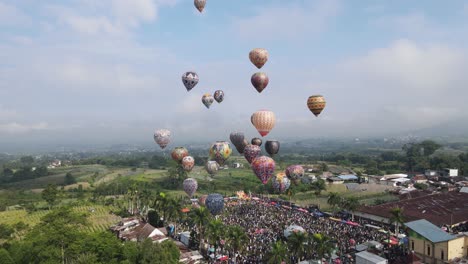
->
xmin=0 ymin=0 xmax=468 ymax=149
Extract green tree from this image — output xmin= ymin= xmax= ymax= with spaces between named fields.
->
xmin=0 ymin=223 xmax=14 ymax=239
xmin=20 ymin=156 xmax=34 ymax=166
xmin=310 ymin=179 xmax=326 ymax=195
xmin=206 ymin=219 xmax=225 ymax=258
xmin=42 ymin=184 xmax=59 ymax=210
xmin=389 ymin=207 xmax=405 ymax=235
xmin=287 ymin=232 xmax=308 ymax=263
xmin=327 ymin=192 xmax=342 ymax=213
xmin=341 ymin=197 xmax=360 ymax=220
xmin=226 ymin=225 xmax=248 ymax=263
xmin=189 ymin=206 xmax=211 ymax=252
xmin=65 ymin=172 xmax=77 ymax=185
xmin=311 ymin=233 xmax=334 ymax=263
xmin=0 ymin=248 xmax=14 ymax=264
xmin=266 ymin=241 xmax=288 ymax=264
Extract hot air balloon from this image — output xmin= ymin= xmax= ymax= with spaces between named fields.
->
xmin=243 ymin=144 xmax=261 ymax=164
xmin=234 ymin=139 xmax=249 ymax=154
xmin=209 ymin=141 xmax=232 ymax=166
xmin=285 ymin=165 xmax=304 ymax=182
xmin=194 ymin=0 xmax=206 ymax=13
xmin=171 ymin=147 xmax=189 ymax=163
xmin=284 ymin=225 xmax=305 ymax=239
xmin=251 ymin=110 xmax=276 ymax=137
xmin=182 ymin=156 xmax=195 ymax=172
xmin=214 ymin=90 xmax=224 ymax=103
xmin=154 ymin=129 xmax=171 ymax=149
xmin=251 ymin=137 xmax=262 ymax=147
xmin=205 ymin=193 xmax=224 ymax=215
xmin=249 ymin=48 xmax=269 ymax=69
xmin=182 ymin=72 xmax=199 ymax=91
xmin=202 ymin=93 xmax=214 ymax=109
xmin=265 ymin=140 xmax=280 ymax=157
xmin=198 ymin=194 xmax=208 ymax=206
xmin=230 ymin=132 xmax=244 ymax=148
xmin=252 ymin=156 xmax=275 ymax=184
xmin=272 ymin=172 xmax=291 ymax=193
xmin=251 ymin=72 xmax=269 ymax=93
xmin=183 ymin=178 xmax=198 ymax=197
xmin=205 ymin=160 xmax=219 ymax=176
xmin=307 ymin=95 xmax=326 ymax=117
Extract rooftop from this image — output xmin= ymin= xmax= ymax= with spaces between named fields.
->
xmin=358 ymin=191 xmax=468 ymax=226
xmin=338 ymin=175 xmax=358 ymax=180
xmin=405 ymin=219 xmax=456 ymax=243
xmin=355 ymin=251 xmax=387 ymax=263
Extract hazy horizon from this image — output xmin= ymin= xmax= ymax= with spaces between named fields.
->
xmin=1 ymin=0 xmax=468 ymax=150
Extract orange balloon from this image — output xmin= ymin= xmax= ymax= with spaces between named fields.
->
xmin=307 ymin=95 xmax=326 ymax=117
xmin=251 ymin=110 xmax=276 ymax=137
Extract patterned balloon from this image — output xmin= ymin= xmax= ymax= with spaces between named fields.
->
xmin=194 ymin=0 xmax=206 ymax=13
xmin=243 ymin=144 xmax=261 ymax=164
xmin=202 ymin=93 xmax=214 ymax=109
xmin=272 ymin=172 xmax=291 ymax=193
xmin=171 ymin=147 xmax=189 ymax=163
xmin=198 ymin=194 xmax=208 ymax=206
xmin=251 ymin=156 xmax=275 ymax=184
xmin=154 ymin=129 xmax=171 ymax=149
xmin=285 ymin=165 xmax=305 ymax=181
xmin=205 ymin=193 xmax=224 ymax=216
xmin=182 ymin=72 xmax=199 ymax=91
xmin=249 ymin=48 xmax=269 ymax=69
xmin=209 ymin=141 xmax=232 ymax=166
xmin=307 ymin=95 xmax=326 ymax=117
xmin=251 ymin=72 xmax=269 ymax=93
xmin=251 ymin=110 xmax=276 ymax=137
xmin=183 ymin=178 xmax=198 ymax=197
xmin=235 ymin=139 xmax=249 ymax=154
xmin=182 ymin=156 xmax=195 ymax=172
xmin=251 ymin=137 xmax=262 ymax=147
xmin=214 ymin=90 xmax=224 ymax=103
xmin=205 ymin=160 xmax=219 ymax=176
xmin=265 ymin=140 xmax=280 ymax=157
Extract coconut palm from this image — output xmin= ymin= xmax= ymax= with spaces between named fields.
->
xmin=225 ymin=225 xmax=248 ymax=263
xmin=206 ymin=219 xmax=225 ymax=259
xmin=287 ymin=231 xmax=308 ymax=263
xmin=311 ymin=233 xmax=334 ymax=263
xmin=189 ymin=206 xmax=211 ymax=252
xmin=389 ymin=207 xmax=404 ymax=235
xmin=327 ymin=192 xmax=341 ymax=214
xmin=266 ymin=241 xmax=289 ymax=264
xmin=341 ymin=196 xmax=360 ymax=220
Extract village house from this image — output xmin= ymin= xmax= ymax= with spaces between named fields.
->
xmin=110 ymin=217 xmax=167 ymax=243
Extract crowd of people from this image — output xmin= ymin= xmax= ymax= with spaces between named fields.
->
xmin=217 ymin=198 xmax=392 ymax=263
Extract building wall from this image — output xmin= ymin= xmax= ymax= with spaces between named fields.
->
xmin=447 ymin=236 xmax=465 ymax=260
xmin=354 ymin=211 xmax=389 ymax=224
xmin=408 ymin=232 xmax=467 ymax=263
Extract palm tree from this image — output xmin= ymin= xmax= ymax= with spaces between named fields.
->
xmin=287 ymin=232 xmax=308 ymax=263
xmin=189 ymin=206 xmax=211 ymax=252
xmin=389 ymin=207 xmax=404 ymax=235
xmin=327 ymin=192 xmax=341 ymax=214
xmin=266 ymin=241 xmax=289 ymax=264
xmin=225 ymin=225 xmax=248 ymax=263
xmin=206 ymin=219 xmax=225 ymax=259
xmin=342 ymin=197 xmax=360 ymax=221
xmin=312 ymin=233 xmax=334 ymax=263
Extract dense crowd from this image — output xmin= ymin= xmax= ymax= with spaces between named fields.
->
xmin=218 ymin=199 xmax=390 ymax=263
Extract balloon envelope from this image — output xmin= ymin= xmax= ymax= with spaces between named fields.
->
xmin=194 ymin=0 xmax=206 ymax=13
xmin=198 ymin=195 xmax=208 ymax=206
xmin=251 ymin=110 xmax=276 ymax=137
xmin=154 ymin=129 xmax=171 ymax=149
xmin=249 ymin=48 xmax=269 ymax=69
xmin=183 ymin=178 xmax=198 ymax=197
xmin=243 ymin=144 xmax=261 ymax=164
xmin=230 ymin=132 xmax=244 ymax=148
xmin=205 ymin=193 xmax=224 ymax=216
xmin=214 ymin=90 xmax=224 ymax=103
xmin=284 ymin=225 xmax=305 ymax=239
xmin=205 ymin=160 xmax=219 ymax=176
xmin=285 ymin=165 xmax=305 ymax=181
xmin=307 ymin=95 xmax=326 ymax=117
xmin=209 ymin=141 xmax=232 ymax=166
xmin=272 ymin=172 xmax=291 ymax=193
xmin=251 ymin=156 xmax=275 ymax=184
xmin=265 ymin=140 xmax=280 ymax=157
xmin=182 ymin=156 xmax=195 ymax=172
xmin=182 ymin=72 xmax=199 ymax=91
xmin=171 ymin=147 xmax=189 ymax=163
xmin=251 ymin=72 xmax=269 ymax=93
xmin=251 ymin=137 xmax=262 ymax=147
xmin=202 ymin=93 xmax=214 ymax=109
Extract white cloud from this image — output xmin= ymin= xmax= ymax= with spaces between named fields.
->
xmin=0 ymin=122 xmax=49 ymax=134
xmin=230 ymin=0 xmax=341 ymax=41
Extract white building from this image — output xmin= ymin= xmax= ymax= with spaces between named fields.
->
xmin=441 ymin=168 xmax=458 ymax=177
xmin=356 ymin=251 xmax=388 ymax=264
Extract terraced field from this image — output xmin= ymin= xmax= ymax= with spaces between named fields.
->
xmin=0 ymin=205 xmax=121 ymax=237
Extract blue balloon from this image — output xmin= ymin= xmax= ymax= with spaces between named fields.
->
xmin=205 ymin=193 xmax=224 ymax=216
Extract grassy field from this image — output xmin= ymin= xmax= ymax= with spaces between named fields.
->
xmin=0 ymin=205 xmax=121 ymax=237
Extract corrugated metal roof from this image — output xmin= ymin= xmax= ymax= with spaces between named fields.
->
xmin=460 ymin=187 xmax=468 ymax=193
xmin=356 ymin=251 xmax=387 ymax=263
xmin=338 ymin=175 xmax=358 ymax=180
xmin=405 ymin=219 xmax=456 ymax=243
